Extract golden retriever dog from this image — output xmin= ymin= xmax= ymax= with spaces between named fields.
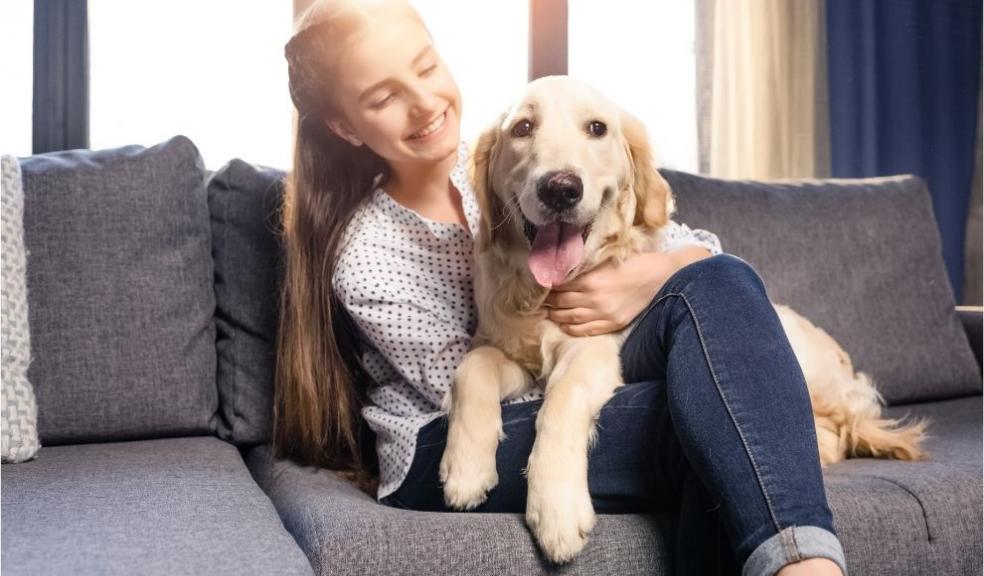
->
xmin=438 ymin=75 xmax=929 ymax=563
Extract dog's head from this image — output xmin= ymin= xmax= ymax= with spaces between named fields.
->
xmin=470 ymin=75 xmax=674 ymax=289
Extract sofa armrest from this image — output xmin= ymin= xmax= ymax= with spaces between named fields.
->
xmin=957 ymin=306 xmax=983 ymax=371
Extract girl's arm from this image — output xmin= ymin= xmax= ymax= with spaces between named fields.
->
xmin=543 ymin=223 xmax=721 ymax=337
xmin=335 ymin=268 xmax=473 ymax=409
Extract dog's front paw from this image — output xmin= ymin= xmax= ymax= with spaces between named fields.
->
xmin=525 ymin=478 xmax=597 ymax=563
xmin=439 ymin=437 xmax=499 ymax=510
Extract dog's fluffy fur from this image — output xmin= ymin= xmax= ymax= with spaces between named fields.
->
xmin=439 ymin=76 xmax=929 ymax=563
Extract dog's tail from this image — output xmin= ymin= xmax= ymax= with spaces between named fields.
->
xmin=848 ymin=412 xmax=931 ymax=461
xmin=849 ymin=372 xmax=931 ymax=462
xmin=847 ymin=401 xmax=931 ymax=463
xmin=813 ymin=372 xmax=931 ymax=464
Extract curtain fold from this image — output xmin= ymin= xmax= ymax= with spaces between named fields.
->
xmin=33 ymin=0 xmax=89 ymax=154
xmin=826 ymin=0 xmax=982 ymax=302
xmin=963 ymin=88 xmax=982 ymax=306
xmin=704 ymin=0 xmax=828 ymax=180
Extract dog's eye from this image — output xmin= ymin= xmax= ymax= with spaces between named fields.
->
xmin=511 ymin=119 xmax=534 ymax=138
xmin=587 ymin=120 xmax=607 ymax=137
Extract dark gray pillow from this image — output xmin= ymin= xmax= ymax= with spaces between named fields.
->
xmin=663 ymin=169 xmax=981 ymax=405
xmin=19 ymin=135 xmax=219 ymax=444
xmin=207 ymin=160 xmax=286 ymax=445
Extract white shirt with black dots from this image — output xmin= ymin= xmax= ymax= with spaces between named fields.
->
xmin=332 ymin=139 xmax=723 ymax=502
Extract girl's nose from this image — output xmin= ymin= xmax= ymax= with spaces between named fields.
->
xmin=407 ymin=81 xmax=439 ymax=118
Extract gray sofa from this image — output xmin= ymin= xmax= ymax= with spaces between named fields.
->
xmin=2 ymin=135 xmax=981 ymax=575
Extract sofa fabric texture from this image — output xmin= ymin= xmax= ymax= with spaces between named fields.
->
xmin=245 ymin=444 xmax=679 ymax=576
xmin=1 ymin=437 xmax=313 ymax=575
xmin=1 ymin=155 xmax=41 ymax=463
xmin=246 ymin=395 xmax=982 ymax=576
xmin=18 ymin=136 xmax=219 ymax=444
xmin=665 ymin=169 xmax=981 ymax=404
xmin=207 ymin=159 xmax=286 ymax=445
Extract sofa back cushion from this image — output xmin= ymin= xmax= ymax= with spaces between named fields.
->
xmin=664 ymin=170 xmax=981 ymax=405
xmin=19 ymin=136 xmax=218 ymax=444
xmin=207 ymin=160 xmax=286 ymax=445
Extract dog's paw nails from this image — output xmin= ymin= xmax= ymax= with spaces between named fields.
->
xmin=526 ymin=483 xmax=597 ymax=563
xmin=439 ymin=450 xmax=498 ymax=511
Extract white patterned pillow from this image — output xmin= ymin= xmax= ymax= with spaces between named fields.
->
xmin=2 ymin=154 xmax=40 ymax=463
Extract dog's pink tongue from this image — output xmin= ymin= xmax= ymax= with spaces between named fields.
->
xmin=528 ymin=222 xmax=585 ymax=288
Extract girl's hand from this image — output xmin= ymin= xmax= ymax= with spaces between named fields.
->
xmin=543 ymin=246 xmax=713 ymax=337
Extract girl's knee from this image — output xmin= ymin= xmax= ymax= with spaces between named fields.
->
xmin=668 ymin=253 xmax=766 ymax=298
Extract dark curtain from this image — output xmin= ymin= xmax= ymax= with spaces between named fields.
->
xmin=33 ymin=0 xmax=89 ymax=153
xmin=826 ymin=0 xmax=982 ymax=302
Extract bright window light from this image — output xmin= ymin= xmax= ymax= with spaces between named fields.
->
xmin=0 ymin=1 xmax=33 ymax=157
xmin=569 ymin=0 xmax=698 ymax=172
xmin=409 ymin=0 xmax=528 ymax=142
xmin=89 ymin=1 xmax=294 ymax=170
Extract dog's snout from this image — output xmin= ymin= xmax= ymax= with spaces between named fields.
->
xmin=536 ymin=171 xmax=583 ymax=212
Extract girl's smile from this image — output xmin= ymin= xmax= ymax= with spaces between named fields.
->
xmin=323 ymin=8 xmax=463 ymax=166
xmin=406 ymin=106 xmax=451 ymax=142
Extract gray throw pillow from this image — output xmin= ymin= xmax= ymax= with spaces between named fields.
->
xmin=19 ymin=136 xmax=218 ymax=444
xmin=207 ymin=159 xmax=286 ymax=445
xmin=1 ymin=155 xmax=41 ymax=462
xmin=664 ymin=169 xmax=981 ymax=405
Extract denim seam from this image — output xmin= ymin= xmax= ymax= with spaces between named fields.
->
xmin=665 ymin=290 xmax=784 ymax=534
xmin=782 ymin=527 xmax=801 ymax=563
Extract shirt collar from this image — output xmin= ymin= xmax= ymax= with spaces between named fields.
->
xmin=372 ymin=140 xmax=480 ymax=241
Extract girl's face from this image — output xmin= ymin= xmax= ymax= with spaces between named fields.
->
xmin=324 ymin=13 xmax=462 ymax=166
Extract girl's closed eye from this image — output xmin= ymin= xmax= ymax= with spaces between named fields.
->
xmin=370 ymin=93 xmax=394 ymax=109
xmin=369 ymin=63 xmax=438 ymax=109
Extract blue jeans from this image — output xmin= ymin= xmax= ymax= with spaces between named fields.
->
xmin=382 ymin=254 xmax=848 ymax=576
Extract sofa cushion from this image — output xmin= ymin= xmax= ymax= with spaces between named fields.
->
xmin=1 ymin=436 xmax=312 ymax=576
xmin=665 ymin=170 xmax=981 ymax=404
xmin=18 ymin=136 xmax=219 ymax=444
xmin=825 ymin=395 xmax=982 ymax=575
xmin=1 ymin=155 xmax=41 ymax=463
xmin=248 ymin=395 xmax=981 ymax=576
xmin=207 ymin=160 xmax=286 ymax=445
xmin=245 ymin=444 xmax=679 ymax=575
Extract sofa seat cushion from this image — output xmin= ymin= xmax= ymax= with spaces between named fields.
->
xmin=247 ymin=395 xmax=981 ymax=576
xmin=1 ymin=436 xmax=312 ymax=576
xmin=245 ymin=445 xmax=675 ymax=575
xmin=822 ymin=395 xmax=982 ymax=575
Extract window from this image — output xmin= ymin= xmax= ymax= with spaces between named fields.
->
xmin=59 ymin=1 xmax=696 ymax=172
xmin=569 ymin=0 xmax=698 ymax=172
xmin=1 ymin=1 xmax=33 ymax=157
xmin=89 ymin=1 xmax=294 ymax=170
xmin=409 ymin=0 xmax=528 ymax=142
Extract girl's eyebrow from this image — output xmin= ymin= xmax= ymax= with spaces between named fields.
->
xmin=358 ymin=44 xmax=435 ymax=103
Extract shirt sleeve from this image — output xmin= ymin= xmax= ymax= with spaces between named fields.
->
xmin=660 ymin=220 xmax=723 ymax=255
xmin=334 ymin=270 xmax=469 ymax=410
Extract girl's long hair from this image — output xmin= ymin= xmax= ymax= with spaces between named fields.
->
xmin=271 ymin=0 xmax=422 ymax=496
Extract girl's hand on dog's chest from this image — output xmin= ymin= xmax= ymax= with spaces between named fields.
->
xmin=542 ymin=251 xmax=676 ymax=337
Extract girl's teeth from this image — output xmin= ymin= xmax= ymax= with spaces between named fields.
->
xmin=411 ymin=112 xmax=445 ymax=139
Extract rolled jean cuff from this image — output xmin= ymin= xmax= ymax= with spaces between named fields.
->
xmin=742 ymin=525 xmax=848 ymax=576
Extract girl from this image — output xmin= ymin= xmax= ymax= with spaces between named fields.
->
xmin=274 ymin=1 xmax=848 ymax=574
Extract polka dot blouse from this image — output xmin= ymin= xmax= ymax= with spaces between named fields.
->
xmin=332 ymin=139 xmax=723 ymax=502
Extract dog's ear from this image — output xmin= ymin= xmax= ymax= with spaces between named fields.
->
xmin=620 ymin=109 xmax=675 ymax=229
xmin=469 ymin=117 xmax=506 ymax=251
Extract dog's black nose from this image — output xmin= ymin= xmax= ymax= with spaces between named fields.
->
xmin=536 ymin=171 xmax=583 ymax=212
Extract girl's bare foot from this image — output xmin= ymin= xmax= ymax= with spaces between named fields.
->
xmin=776 ymin=557 xmax=844 ymax=576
